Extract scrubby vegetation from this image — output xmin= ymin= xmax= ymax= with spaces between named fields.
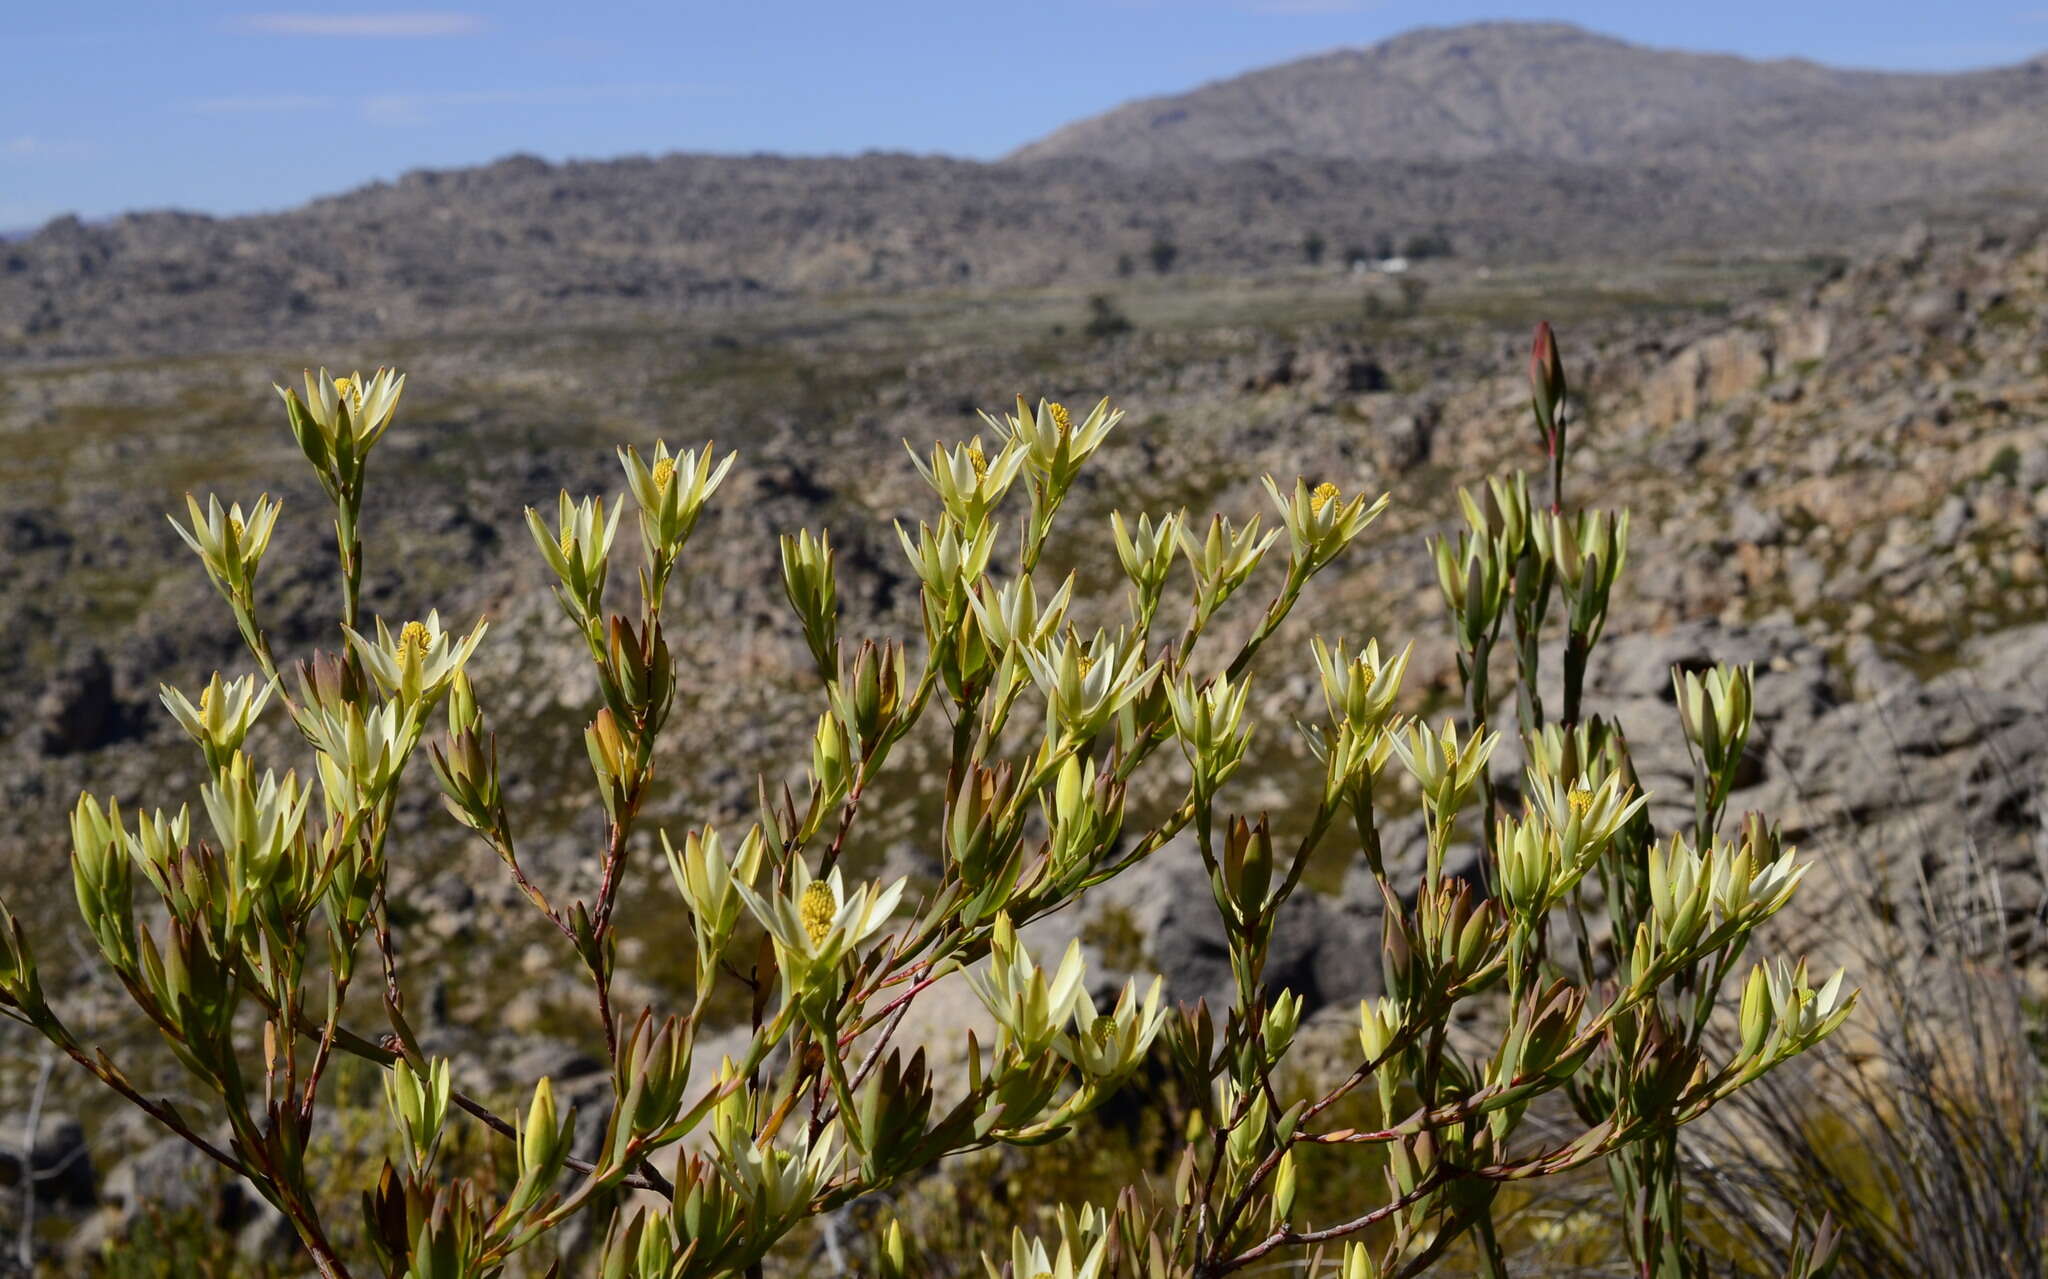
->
xmin=0 ymin=324 xmax=1866 ymax=1277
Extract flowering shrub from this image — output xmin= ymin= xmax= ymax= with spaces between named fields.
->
xmin=0 ymin=329 xmax=1849 ymax=1278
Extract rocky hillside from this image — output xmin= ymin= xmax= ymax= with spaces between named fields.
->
xmin=1014 ymin=21 xmax=2048 ymax=179
xmin=0 ymin=149 xmax=1887 ymax=366
xmin=2 ymin=189 xmax=2046 ymax=1260
xmin=7 ymin=23 xmax=2048 ymax=364
xmin=0 ymin=215 xmax=2042 ymax=994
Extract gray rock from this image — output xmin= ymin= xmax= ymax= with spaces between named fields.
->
xmin=0 ymin=1112 xmax=95 ymax=1208
xmin=1930 ymin=494 xmax=1973 ymax=549
xmin=1905 ymin=287 xmax=1966 ymax=325
xmin=1728 ymin=501 xmax=1782 ymax=547
xmin=1373 ymin=411 xmax=1436 ymax=472
xmin=34 ymin=649 xmax=131 ymax=756
xmin=67 ymin=1135 xmax=281 ymax=1266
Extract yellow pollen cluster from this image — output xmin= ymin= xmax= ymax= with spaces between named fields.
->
xmin=799 ymin=881 xmax=836 ymax=946
xmin=1076 ymin=653 xmax=1096 ymax=679
xmin=1091 ymin=1014 xmax=1117 ymax=1045
xmin=651 ymin=457 xmax=676 ymax=489
xmin=398 ymin=619 xmax=432 ymax=660
xmin=197 ymin=685 xmax=215 ymax=716
xmin=1566 ymin=787 xmax=1595 ymax=818
xmin=966 ymin=441 xmax=988 ymax=481
xmin=333 ymin=376 xmax=361 ymax=408
xmin=1310 ymin=482 xmax=1342 ymax=516
xmin=1048 ymin=402 xmax=1071 ymax=435
xmin=228 ymin=516 xmax=246 ymax=542
xmin=1441 ymin=736 xmax=1459 ymax=765
xmin=559 ymin=529 xmax=576 ymax=560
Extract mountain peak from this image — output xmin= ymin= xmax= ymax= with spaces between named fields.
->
xmin=1007 ymin=21 xmax=2031 ymax=169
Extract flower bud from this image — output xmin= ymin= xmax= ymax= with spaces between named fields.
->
xmin=1272 ymin=1149 xmax=1298 ymax=1225
xmin=1739 ymin=963 xmax=1773 ymax=1062
xmin=1343 ymin=1241 xmax=1381 ymax=1279
xmin=383 ymin=1056 xmax=452 ymax=1171
xmin=1358 ymin=995 xmax=1404 ymax=1116
xmin=947 ymin=762 xmax=1025 ymax=903
xmin=1226 ymin=1090 xmax=1269 ymax=1170
xmin=780 ymin=527 xmax=839 ymax=676
xmin=1111 ymin=509 xmax=1184 ymax=607
xmin=70 ymin=794 xmax=136 ymax=970
xmin=1459 ymin=472 xmax=1534 ymax=562
xmin=879 ymin=1219 xmax=909 ymax=1279
xmin=585 ymin=709 xmax=632 ymax=817
xmin=1431 ymin=528 xmax=1510 ymax=654
xmin=446 ymin=669 xmax=478 ymax=733
xmin=518 ymin=1076 xmax=566 ymax=1182
xmin=1262 ymin=990 xmax=1302 ymax=1061
xmin=832 ymin=639 xmax=910 ymax=756
xmin=1220 ymin=816 xmax=1276 ymax=930
xmin=1534 ymin=508 xmax=1629 ymax=642
xmin=1674 ymin=663 xmax=1755 ymax=810
xmin=1529 ymin=321 xmax=1568 ymax=450
xmin=0 ymin=903 xmax=44 ymax=1015
xmin=810 ymin=711 xmax=851 ymax=807
xmin=1381 ymin=906 xmax=1420 ymax=1007
xmin=430 ymin=726 xmax=499 ymax=832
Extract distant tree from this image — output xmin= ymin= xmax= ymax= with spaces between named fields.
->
xmin=1303 ymin=232 xmax=1327 ymax=266
xmin=1403 ymin=229 xmax=1454 ymax=260
xmin=1399 ymin=276 xmax=1430 ymax=314
xmin=1085 ymin=294 xmax=1134 ymax=340
xmin=1374 ymin=232 xmax=1395 ymax=260
xmin=1116 ymin=252 xmax=1136 ymax=279
xmin=1148 ymin=237 xmax=1178 ymax=275
xmin=1344 ymin=245 xmax=1370 ymax=270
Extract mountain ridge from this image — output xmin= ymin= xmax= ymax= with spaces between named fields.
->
xmin=4 ymin=21 xmax=2047 ymax=361
xmin=1009 ymin=20 xmax=2048 ymax=171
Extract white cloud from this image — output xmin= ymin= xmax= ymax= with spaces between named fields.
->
xmin=3 ymin=136 xmax=90 ymax=158
xmin=181 ymin=83 xmax=706 ymax=125
xmin=190 ymin=94 xmax=339 ymax=114
xmin=236 ymin=12 xmax=486 ymax=37
xmin=358 ymin=83 xmax=704 ymax=126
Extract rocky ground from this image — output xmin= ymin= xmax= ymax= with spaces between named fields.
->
xmin=0 ymin=212 xmax=2045 ymax=1268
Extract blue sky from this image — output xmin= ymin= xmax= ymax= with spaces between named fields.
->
xmin=4 ymin=2 xmax=2046 ymax=231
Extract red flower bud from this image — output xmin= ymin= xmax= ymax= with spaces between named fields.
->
xmin=1529 ymin=321 xmax=1568 ymax=445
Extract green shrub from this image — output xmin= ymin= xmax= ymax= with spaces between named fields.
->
xmin=1084 ymin=295 xmax=1134 ymax=341
xmin=0 ymin=330 xmax=1850 ymax=1278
